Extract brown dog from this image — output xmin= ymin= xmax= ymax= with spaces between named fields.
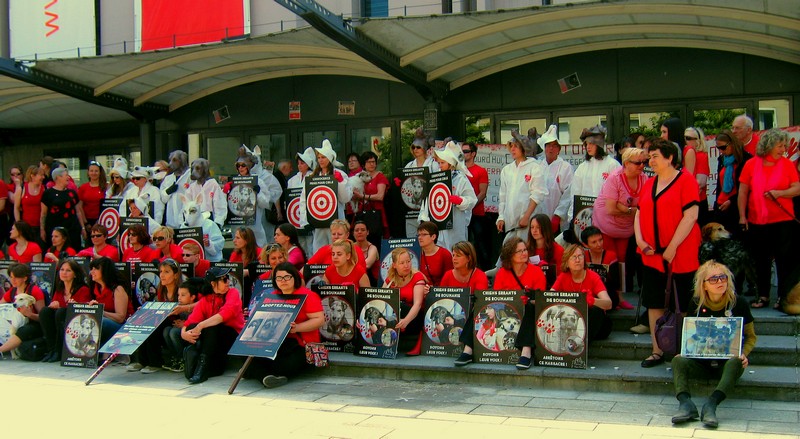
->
xmin=699 ymin=222 xmax=757 ymax=297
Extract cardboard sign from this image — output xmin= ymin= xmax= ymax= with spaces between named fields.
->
xmin=131 ymin=262 xmax=160 ymax=308
xmin=99 ymin=301 xmax=177 ymax=356
xmin=422 ymin=287 xmax=470 ymax=357
xmin=426 ymin=170 xmax=453 ymax=230
xmin=399 ymin=167 xmax=429 ymax=219
xmin=571 ymin=195 xmax=596 ymax=240
xmin=473 ymin=289 xmax=523 ymax=365
xmin=318 ymin=284 xmax=357 ymax=353
xmin=29 ymin=262 xmax=56 ymax=305
xmin=67 ymin=256 xmax=91 ymax=284
xmin=681 ymin=317 xmax=744 ymax=359
xmin=229 ymin=293 xmax=307 ymax=360
xmin=354 ymin=287 xmax=400 ymax=359
xmin=534 ymin=290 xmax=589 ymax=369
xmin=285 ymin=187 xmax=308 ymax=234
xmin=210 ymin=261 xmax=244 ymax=299
xmin=99 ymin=198 xmax=122 ymax=240
xmin=248 ymin=278 xmax=274 ymax=319
xmin=378 ymin=238 xmax=421 ymax=285
xmin=174 ymin=227 xmax=204 ymax=260
xmin=305 ymin=175 xmax=339 ymax=228
xmin=228 ymin=175 xmax=258 ymax=226
xmin=0 ymin=260 xmax=13 ymax=292
xmin=119 ymin=217 xmax=148 ymax=255
xmin=303 ymin=264 xmax=328 ymax=293
xmin=61 ymin=303 xmax=103 ymax=368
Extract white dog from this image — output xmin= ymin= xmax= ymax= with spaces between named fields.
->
xmin=0 ymin=294 xmax=35 ymax=359
xmin=349 ymin=171 xmax=373 ymax=214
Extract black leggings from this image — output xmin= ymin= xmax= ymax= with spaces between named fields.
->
xmin=38 ymin=306 xmax=68 ymax=353
xmin=245 ymin=337 xmax=310 ymax=380
xmin=187 ymin=323 xmax=239 ymax=376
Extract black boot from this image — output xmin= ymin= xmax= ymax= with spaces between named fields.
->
xmin=671 ymin=393 xmax=699 ymax=424
xmin=701 ymin=390 xmax=724 ymax=428
xmin=188 ymin=354 xmax=209 ymax=384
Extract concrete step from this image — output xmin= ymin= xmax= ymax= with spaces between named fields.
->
xmin=590 ymin=332 xmax=799 ymax=367
xmin=323 ymin=352 xmax=800 ymax=402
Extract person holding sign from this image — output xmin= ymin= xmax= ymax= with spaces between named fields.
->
xmin=323 ymin=240 xmax=370 ymax=291
xmin=121 ymin=224 xmax=156 ymax=263
xmin=496 ymin=138 xmax=548 ymax=246
xmin=88 ymin=257 xmax=133 ymax=346
xmin=246 ymin=262 xmax=324 ymax=388
xmin=151 ymin=226 xmax=183 ymax=263
xmin=307 ymin=220 xmax=366 ymax=270
xmin=417 ymin=221 xmax=453 ymax=286
xmin=39 ymin=260 xmax=91 ymax=363
xmin=670 ymin=261 xmax=756 ymax=428
xmin=427 ymin=141 xmax=477 ymax=251
xmin=492 ymin=237 xmax=546 ymax=369
xmin=353 ymin=221 xmax=379 ymax=284
xmin=287 ymin=147 xmax=316 ymax=256
xmin=77 ymin=224 xmax=120 ymax=262
xmin=0 ymin=263 xmax=46 ymax=358
xmin=181 ymin=267 xmax=244 ymax=384
xmin=383 ymin=247 xmax=428 ymax=356
xmin=44 ymin=226 xmax=77 ymax=263
xmin=526 ymin=214 xmax=564 ymax=287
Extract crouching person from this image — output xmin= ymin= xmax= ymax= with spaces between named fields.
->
xmin=245 ymin=262 xmax=323 ymax=388
xmin=181 ymin=267 xmax=244 ymax=384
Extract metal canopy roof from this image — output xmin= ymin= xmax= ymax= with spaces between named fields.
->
xmin=0 ymin=0 xmax=798 ymax=129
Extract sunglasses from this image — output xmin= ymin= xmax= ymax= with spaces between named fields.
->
xmin=153 ymin=236 xmax=166 ymax=242
xmin=628 ymin=160 xmax=646 ymax=166
xmin=10 ymin=172 xmax=21 ymax=177
xmin=705 ymin=274 xmax=728 ymax=284
xmin=112 ymin=175 xmax=123 ymax=180
xmin=235 ymin=163 xmax=248 ymax=168
xmin=182 ymin=253 xmax=196 ymax=258
xmin=462 ymin=150 xmax=474 ymax=155
xmin=89 ymin=160 xmax=102 ymax=167
xmin=684 ymin=136 xmax=697 ymax=141
xmin=274 ymin=274 xmax=294 ymax=282
xmin=90 ymin=234 xmax=104 ymax=238
xmin=410 ymin=145 xmax=423 ymax=150
xmin=215 ymin=275 xmax=230 ymax=283
xmin=133 ymin=176 xmax=146 ymax=181
xmin=716 ymin=143 xmax=729 ymax=150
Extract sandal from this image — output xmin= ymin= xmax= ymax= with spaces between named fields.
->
xmin=641 ymin=352 xmax=664 ymax=368
xmin=750 ymin=297 xmax=769 ymax=308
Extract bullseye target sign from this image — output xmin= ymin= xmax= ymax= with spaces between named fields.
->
xmin=118 ymin=217 xmax=147 ymax=255
xmin=426 ymin=171 xmax=453 ymax=230
xmin=99 ymin=199 xmax=122 ymax=239
xmin=287 ymin=197 xmax=302 ymax=228
xmin=174 ymin=227 xmax=205 ymax=260
xmin=305 ymin=177 xmax=338 ymax=228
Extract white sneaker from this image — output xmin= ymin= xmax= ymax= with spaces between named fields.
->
xmin=140 ymin=366 xmax=160 ymax=374
xmin=126 ymin=362 xmax=144 ymax=372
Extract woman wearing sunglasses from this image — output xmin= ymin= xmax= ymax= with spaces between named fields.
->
xmin=76 ymin=224 xmax=120 ymax=262
xmin=246 ymin=262 xmax=324 ymax=388
xmin=106 ymin=158 xmax=133 ymax=199
xmin=712 ymin=130 xmax=751 ymax=239
xmin=181 ymin=266 xmax=244 ymax=384
xmin=670 ymin=260 xmax=756 ymax=429
xmin=151 ymin=226 xmax=183 ymax=263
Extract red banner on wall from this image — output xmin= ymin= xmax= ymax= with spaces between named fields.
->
xmin=138 ymin=0 xmax=247 ymax=51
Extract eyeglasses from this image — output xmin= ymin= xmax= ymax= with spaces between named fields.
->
xmin=684 ymin=136 xmax=697 ymax=141
xmin=416 ymin=232 xmax=430 ymax=237
xmin=514 ymin=248 xmax=528 ymax=254
xmin=716 ymin=143 xmax=729 ymax=150
xmin=274 ymin=274 xmax=294 ymax=282
xmin=90 ymin=234 xmax=104 ymax=238
xmin=628 ymin=160 xmax=646 ymax=166
xmin=235 ymin=163 xmax=248 ymax=168
xmin=570 ymin=253 xmax=585 ymax=261
xmin=89 ymin=160 xmax=101 ymax=167
xmin=705 ymin=274 xmax=728 ymax=284
xmin=153 ymin=236 xmax=166 ymax=242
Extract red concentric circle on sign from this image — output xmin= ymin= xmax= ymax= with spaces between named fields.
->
xmin=307 ymin=186 xmax=337 ymax=221
xmin=179 ymin=238 xmax=205 ymax=260
xmin=99 ymin=208 xmax=120 ymax=237
xmin=428 ymin=182 xmax=452 ymax=223
xmin=287 ymin=197 xmax=302 ymax=228
xmin=119 ymin=229 xmax=132 ymax=254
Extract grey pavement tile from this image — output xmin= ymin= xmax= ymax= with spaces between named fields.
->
xmin=315 ymin=393 xmax=402 ymax=406
xmin=648 ymin=414 xmax=748 ymax=432
xmin=339 ymin=406 xmax=423 ymax=418
xmin=612 ymin=401 xmax=678 ymax=416
xmin=746 ymin=420 xmax=800 ymax=436
xmin=471 ymin=404 xmax=562 ymax=419
xmin=391 ymin=400 xmax=479 ymax=414
xmin=693 ymin=429 xmax=795 ymax=439
xmin=594 ymin=424 xmax=695 ymax=438
xmin=462 ymin=394 xmax=532 ymax=406
xmin=501 ymin=417 xmax=599 ymax=430
xmin=416 ymin=410 xmax=507 ymax=424
xmin=557 ymin=409 xmax=652 ymax=425
xmin=498 ymin=387 xmax=582 ymax=399
xmin=719 ymin=406 xmax=799 ymax=423
xmin=357 ymin=414 xmax=456 ymax=431
xmin=751 ymin=400 xmax=800 ymax=411
xmin=578 ymin=390 xmax=667 ymax=404
xmin=526 ymin=397 xmax=615 ymax=411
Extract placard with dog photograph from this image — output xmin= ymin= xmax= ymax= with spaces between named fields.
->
xmin=534 ymin=290 xmax=588 ymax=369
xmin=399 ymin=167 xmax=429 ymax=220
xmin=305 ymin=175 xmax=338 ymax=228
xmin=423 ymin=287 xmax=469 ymax=357
xmin=319 ymin=284 xmax=357 ymax=352
xmin=0 ymin=260 xmax=13 ymax=293
xmin=28 ymin=262 xmax=55 ymax=305
xmin=131 ymin=262 xmax=160 ymax=308
xmin=680 ymin=317 xmax=744 ymax=360
xmin=425 ymin=170 xmax=453 ymax=230
xmin=229 ymin=294 xmax=307 ymax=360
xmin=472 ymin=289 xmax=523 ymax=365
xmin=227 ymin=175 xmax=258 ymax=226
xmin=248 ymin=279 xmax=274 ymax=319
xmin=98 ymin=301 xmax=177 ymax=356
xmin=118 ymin=217 xmax=148 ymax=255
xmin=210 ymin=261 xmax=244 ymax=299
xmin=61 ymin=303 xmax=104 ymax=368
xmin=174 ymin=226 xmax=204 ymax=260
xmin=379 ymin=238 xmax=421 ymax=285
xmin=303 ymin=264 xmax=328 ymax=293
xmin=570 ymin=195 xmax=596 ymax=242
xmin=355 ymin=287 xmax=400 ymax=359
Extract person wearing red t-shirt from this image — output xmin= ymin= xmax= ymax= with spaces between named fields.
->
xmin=635 ymin=138 xmax=701 ymax=368
xmin=245 ymin=262 xmax=324 ymax=388
xmin=182 ymin=243 xmax=211 ymax=278
xmin=44 ymin=227 xmax=78 ymax=263
xmin=551 ymin=244 xmax=613 ymax=343
xmin=8 ymin=221 xmax=43 ymax=263
xmin=581 ymin=226 xmax=625 ymax=310
xmin=77 ymin=161 xmax=108 ymax=231
xmin=525 ymin=214 xmax=564 ymax=289
xmin=417 ymin=221 xmax=453 ymax=286
xmin=350 ymin=151 xmax=390 ymax=245
xmin=88 ymin=257 xmax=132 ymax=348
xmin=683 ymin=127 xmax=711 ymax=225
xmin=77 ymin=224 xmax=120 ymax=262
xmin=38 ymin=259 xmax=92 ymax=362
xmin=322 ymin=240 xmax=370 ymax=292
xmin=493 ymin=237 xmax=546 ymax=370
xmin=306 ymin=219 xmax=366 ymax=271
xmin=151 ymin=225 xmax=183 ymax=263
xmin=121 ymin=224 xmax=157 ymax=263
xmin=383 ymin=247 xmax=429 ymax=356
xmin=463 ymin=142 xmax=491 ymax=269
xmin=0 ymin=263 xmax=46 ymax=358
xmin=442 ymin=242 xmax=490 ymax=367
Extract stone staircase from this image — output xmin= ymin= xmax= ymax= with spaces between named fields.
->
xmin=321 ymin=294 xmax=800 ymax=402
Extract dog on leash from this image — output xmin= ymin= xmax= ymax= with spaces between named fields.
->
xmin=699 ymin=222 xmax=758 ymax=296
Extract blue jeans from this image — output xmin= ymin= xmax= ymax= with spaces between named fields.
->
xmin=100 ymin=318 xmax=123 ymax=347
xmin=162 ymin=325 xmax=185 ymax=360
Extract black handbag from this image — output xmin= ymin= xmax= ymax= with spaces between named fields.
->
xmin=353 ymin=203 xmax=383 ymax=237
xmin=654 ymin=267 xmax=683 ymax=357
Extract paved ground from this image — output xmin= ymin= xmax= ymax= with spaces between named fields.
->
xmin=2 ymin=359 xmax=798 ymax=438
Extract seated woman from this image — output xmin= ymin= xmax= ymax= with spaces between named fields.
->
xmin=352 ymin=220 xmax=379 ymax=285
xmin=181 ymin=267 xmax=244 ymax=384
xmin=493 ymin=237 xmax=546 ymax=370
xmin=580 ymin=226 xmax=624 ymax=310
xmin=382 ymin=247 xmax=428 ymax=356
xmin=306 ymin=219 xmax=366 ymax=270
xmin=127 ymin=259 xmax=183 ymax=374
xmin=274 ymin=223 xmax=306 ymax=271
xmin=551 ymin=244 xmax=613 ymax=342
xmin=151 ymin=226 xmax=183 ymax=262
xmin=88 ymin=257 xmax=133 ymax=346
xmin=439 ymin=241 xmax=489 ymax=367
xmin=182 ymin=243 xmax=210 ymax=278
xmin=0 ymin=263 xmax=46 ymax=359
xmin=43 ymin=226 xmax=77 ymax=263
xmin=525 ymin=214 xmax=564 ymax=288
xmin=246 ymin=262 xmax=324 ymax=388
xmin=670 ymin=260 xmax=756 ymax=429
xmin=8 ymin=221 xmax=43 ymax=263
xmin=38 ymin=259 xmax=91 ymax=362
xmin=322 ymin=239 xmax=370 ymax=291
xmin=77 ymin=224 xmax=120 ymax=262
xmin=230 ymin=227 xmax=260 ymax=306
xmin=121 ymin=224 xmax=157 ymax=263
xmin=258 ymin=244 xmax=289 ymax=281
xmin=417 ymin=221 xmax=453 ymax=286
